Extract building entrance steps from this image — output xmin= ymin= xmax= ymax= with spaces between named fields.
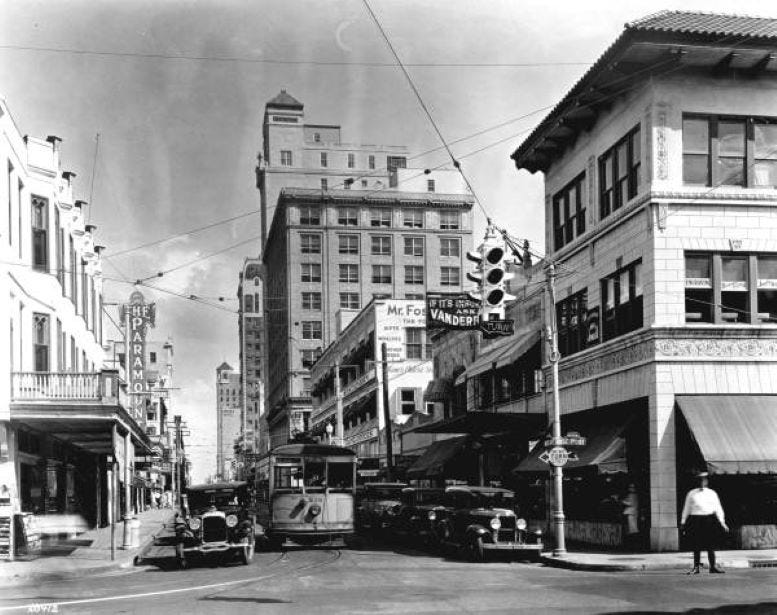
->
xmin=0 ymin=507 xmax=174 ymax=587
xmin=540 ymin=548 xmax=777 ymax=571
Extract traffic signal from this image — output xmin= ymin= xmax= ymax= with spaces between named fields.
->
xmin=466 ymin=227 xmax=516 ymax=321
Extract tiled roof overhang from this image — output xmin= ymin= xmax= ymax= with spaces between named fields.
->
xmin=511 ymin=11 xmax=777 ymax=174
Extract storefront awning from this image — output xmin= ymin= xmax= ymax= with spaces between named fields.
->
xmin=414 ymin=411 xmax=543 ymax=435
xmin=423 ymin=378 xmax=452 ymax=402
xmin=407 ymin=435 xmax=468 ymax=479
xmin=454 ymin=328 xmax=541 ymax=386
xmin=513 ymin=410 xmax=634 ymax=474
xmin=676 ymin=395 xmax=777 ymax=475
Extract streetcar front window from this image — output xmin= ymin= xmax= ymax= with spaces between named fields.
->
xmin=304 ymin=461 xmax=327 ymax=491
xmin=274 ymin=465 xmax=303 ymax=492
xmin=328 ymin=462 xmax=354 ymax=492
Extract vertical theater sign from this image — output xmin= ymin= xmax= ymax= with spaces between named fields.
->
xmin=122 ymin=291 xmax=156 ymax=422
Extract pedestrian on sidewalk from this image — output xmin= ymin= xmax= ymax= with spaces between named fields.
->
xmin=680 ymin=471 xmax=728 ymax=574
xmin=621 ymin=483 xmax=640 ymax=549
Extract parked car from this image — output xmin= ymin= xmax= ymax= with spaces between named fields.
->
xmin=355 ymin=482 xmax=407 ymax=532
xmin=389 ymin=487 xmax=446 ymax=547
xmin=174 ymin=481 xmax=256 ymax=568
xmin=432 ymin=485 xmax=542 ymax=562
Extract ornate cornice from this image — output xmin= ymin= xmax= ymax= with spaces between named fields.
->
xmin=655 ymin=338 xmax=777 ymax=358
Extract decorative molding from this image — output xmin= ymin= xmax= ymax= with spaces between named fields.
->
xmin=559 ymin=340 xmax=652 ymax=385
xmin=643 ymin=104 xmax=653 ymax=184
xmin=655 ymin=338 xmax=777 ymax=358
xmin=657 ymin=203 xmax=668 ymax=230
xmin=656 ymin=103 xmax=669 ymax=181
xmin=650 ymin=189 xmax=777 ymax=203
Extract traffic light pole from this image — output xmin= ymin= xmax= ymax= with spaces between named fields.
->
xmin=545 ymin=263 xmax=566 ymax=557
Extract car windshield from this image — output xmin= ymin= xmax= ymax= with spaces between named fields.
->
xmin=415 ymin=490 xmax=445 ymax=505
xmin=367 ymin=487 xmax=403 ymax=500
xmin=187 ymin=488 xmax=244 ymax=512
xmin=473 ymin=492 xmax=515 ymax=509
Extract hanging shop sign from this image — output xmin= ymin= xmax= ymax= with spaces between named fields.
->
xmin=121 ymin=291 xmax=156 ymax=420
xmin=479 ymin=319 xmax=514 ymax=338
xmin=425 ymin=293 xmax=481 ymax=330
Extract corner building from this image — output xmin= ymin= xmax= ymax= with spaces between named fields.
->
xmin=263 ymin=187 xmax=474 ymax=449
xmin=512 ymin=11 xmax=777 ymax=551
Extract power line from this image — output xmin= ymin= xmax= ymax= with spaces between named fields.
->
xmin=87 ymin=132 xmax=100 ymax=225
xmin=0 ymin=43 xmax=593 ymax=68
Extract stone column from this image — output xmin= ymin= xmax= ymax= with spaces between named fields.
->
xmin=648 ymin=364 xmax=679 ymax=551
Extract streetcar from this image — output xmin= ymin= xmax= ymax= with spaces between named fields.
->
xmin=254 ymin=443 xmax=357 ymax=548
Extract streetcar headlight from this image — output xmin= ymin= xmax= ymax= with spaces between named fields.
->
xmin=489 ymin=517 xmax=501 ymax=531
xmin=226 ymin=514 xmax=238 ymax=527
xmin=427 ymin=511 xmax=436 ymax=521
xmin=309 ymin=504 xmax=322 ymax=516
xmin=189 ymin=517 xmax=201 ymax=531
xmin=516 ymin=518 xmax=527 ymax=530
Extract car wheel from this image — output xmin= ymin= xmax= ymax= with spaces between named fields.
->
xmin=175 ymin=542 xmax=188 ymax=570
xmin=239 ymin=533 xmax=255 ymax=565
xmin=468 ymin=535 xmax=486 ymax=563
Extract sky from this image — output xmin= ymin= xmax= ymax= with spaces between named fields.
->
xmin=3 ymin=0 xmax=777 ymax=482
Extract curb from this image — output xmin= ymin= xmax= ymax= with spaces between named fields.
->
xmin=0 ymin=527 xmax=162 ymax=588
xmin=540 ymin=554 xmax=757 ymax=572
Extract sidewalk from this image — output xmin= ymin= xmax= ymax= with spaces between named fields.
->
xmin=541 ymin=548 xmax=777 ymax=572
xmin=0 ymin=508 xmax=174 ymax=587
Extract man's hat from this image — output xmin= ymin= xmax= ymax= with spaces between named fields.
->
xmin=695 ymin=471 xmax=709 ymax=478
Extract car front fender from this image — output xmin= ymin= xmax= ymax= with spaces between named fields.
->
xmin=466 ymin=524 xmax=492 ymax=541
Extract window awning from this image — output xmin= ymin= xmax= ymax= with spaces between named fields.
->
xmin=676 ymin=395 xmax=777 ymax=475
xmin=423 ymin=378 xmax=452 ymax=402
xmin=453 ymin=327 xmax=542 ymax=386
xmin=513 ymin=410 xmax=634 ymax=474
xmin=406 ymin=435 xmax=468 ymax=479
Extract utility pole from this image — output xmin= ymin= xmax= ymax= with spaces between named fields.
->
xmin=545 ymin=263 xmax=566 ymax=557
xmin=174 ymin=415 xmax=182 ymax=509
xmin=381 ymin=343 xmax=393 ymax=481
xmin=334 ymin=359 xmax=344 ymax=446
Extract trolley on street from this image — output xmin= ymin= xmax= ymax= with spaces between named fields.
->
xmin=255 ymin=443 xmax=357 ymax=548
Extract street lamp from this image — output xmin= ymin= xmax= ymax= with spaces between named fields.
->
xmin=325 ymin=422 xmax=333 ymax=445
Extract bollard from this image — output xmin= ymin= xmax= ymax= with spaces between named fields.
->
xmin=129 ymin=516 xmax=141 ymax=548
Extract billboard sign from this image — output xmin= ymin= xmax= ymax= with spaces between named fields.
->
xmin=425 ymin=293 xmax=481 ymax=330
xmin=374 ymin=300 xmax=426 ymax=362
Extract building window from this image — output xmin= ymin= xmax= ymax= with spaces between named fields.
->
xmin=339 ymin=264 xmax=359 ymax=284
xmin=387 ymin=156 xmax=407 ymax=171
xmin=405 ymin=265 xmax=424 ymax=285
xmin=320 ymin=178 xmax=328 ymax=190
xmin=7 ymin=161 xmax=12 ymax=247
xmin=556 ymin=290 xmax=588 ymax=357
xmin=683 ymin=115 xmax=777 ymax=187
xmin=320 ymin=152 xmax=328 ymax=168
xmin=301 ymin=348 xmax=322 ymax=368
xmin=150 ymin=352 xmax=157 ymax=363
xmin=440 ymin=211 xmax=459 ymax=230
xmin=440 ymin=266 xmax=460 ymax=286
xmin=427 ymin=179 xmax=435 ymax=193
xmin=301 ymin=321 xmax=322 ymax=340
xmin=33 ymin=313 xmax=49 ymax=372
xmin=300 ymin=233 xmax=321 ymax=254
xmin=338 ymin=234 xmax=359 ymax=254
xmin=599 ymin=125 xmax=641 ymax=219
xmin=314 ymin=133 xmax=321 ymax=143
xmin=31 ymin=195 xmax=48 ymax=271
xmin=371 ymin=235 xmax=392 ymax=255
xmin=369 ymin=155 xmax=375 ymax=170
xmin=301 ymin=263 xmax=322 ymax=283
xmin=299 ymin=206 xmax=320 ymax=225
xmin=601 ymin=260 xmax=643 ymax=341
xmin=338 ymin=207 xmax=358 ymax=226
xmin=403 ymin=209 xmax=424 ymax=228
xmin=348 ymin=153 xmax=355 ymax=169
xmin=372 ymin=265 xmax=392 ymax=284
xmin=370 ymin=209 xmax=391 ymax=227
xmin=245 ymin=295 xmax=254 ymax=312
xmin=404 ymin=236 xmax=424 ymax=257
xmin=440 ymin=237 xmax=460 ymax=257
xmin=302 ymin=292 xmax=322 ymax=310
xmin=280 ymin=150 xmax=293 ymax=166
xmin=552 ymin=173 xmax=585 ymax=250
xmin=339 ymin=292 xmax=360 ymax=309
xmin=399 ymin=388 xmax=416 ymax=414
xmin=361 ymin=179 xmax=367 ymax=188
xmin=405 ymin=328 xmax=426 ymax=359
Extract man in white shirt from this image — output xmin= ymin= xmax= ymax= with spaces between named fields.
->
xmin=680 ymin=472 xmax=729 ymax=574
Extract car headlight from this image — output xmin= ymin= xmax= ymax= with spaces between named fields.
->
xmin=427 ymin=511 xmax=436 ymax=521
xmin=516 ymin=518 xmax=527 ymax=530
xmin=489 ymin=517 xmax=501 ymax=530
xmin=226 ymin=514 xmax=238 ymax=527
xmin=309 ymin=504 xmax=322 ymax=516
xmin=189 ymin=517 xmax=201 ymax=531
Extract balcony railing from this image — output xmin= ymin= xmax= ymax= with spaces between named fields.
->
xmin=12 ymin=372 xmax=102 ymax=400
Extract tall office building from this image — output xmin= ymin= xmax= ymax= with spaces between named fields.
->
xmin=215 ymin=362 xmax=241 ymax=480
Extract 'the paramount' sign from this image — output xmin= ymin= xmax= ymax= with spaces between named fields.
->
xmin=122 ymin=291 xmax=156 ymax=419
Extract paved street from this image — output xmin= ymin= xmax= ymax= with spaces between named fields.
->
xmin=2 ymin=538 xmax=777 ymax=614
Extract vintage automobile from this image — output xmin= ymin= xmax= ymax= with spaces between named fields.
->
xmin=432 ymin=485 xmax=542 ymax=562
xmin=355 ymin=482 xmax=407 ymax=532
xmin=174 ymin=481 xmax=256 ymax=568
xmin=388 ymin=487 xmax=446 ymax=546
